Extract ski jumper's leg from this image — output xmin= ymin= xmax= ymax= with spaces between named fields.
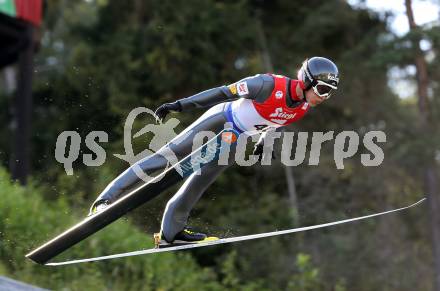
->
xmin=93 ymin=103 xmax=228 ymax=204
xmin=160 ymin=159 xmax=233 ymax=241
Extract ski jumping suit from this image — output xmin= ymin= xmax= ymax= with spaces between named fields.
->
xmin=93 ymin=74 xmax=310 ymax=241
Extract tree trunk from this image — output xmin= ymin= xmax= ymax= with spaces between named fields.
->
xmin=3 ymin=66 xmax=16 ymax=94
xmin=134 ymin=0 xmax=146 ymax=24
xmin=404 ymin=1 xmax=440 ymax=290
xmin=10 ymin=24 xmax=34 ymax=185
xmin=425 ymin=165 xmax=440 ymax=291
xmin=255 ymin=13 xmax=300 ymax=226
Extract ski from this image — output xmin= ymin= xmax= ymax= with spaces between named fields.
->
xmin=44 ymin=198 xmax=426 ymax=266
xmin=26 ymin=128 xmax=240 ymax=265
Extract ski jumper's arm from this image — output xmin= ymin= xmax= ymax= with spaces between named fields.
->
xmin=177 ymin=74 xmax=275 ymax=110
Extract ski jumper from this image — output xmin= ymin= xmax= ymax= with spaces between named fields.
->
xmin=93 ymin=74 xmax=310 ymax=241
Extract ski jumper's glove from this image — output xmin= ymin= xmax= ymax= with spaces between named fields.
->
xmin=253 ymin=139 xmax=276 ymax=162
xmin=154 ymin=101 xmax=182 ymax=122
xmin=253 ymin=141 xmax=264 ymax=162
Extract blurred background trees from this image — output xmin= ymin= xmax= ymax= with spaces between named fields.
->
xmin=0 ymin=0 xmax=439 ymax=290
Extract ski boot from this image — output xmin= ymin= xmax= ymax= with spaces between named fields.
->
xmin=154 ymin=227 xmax=219 ymax=248
xmin=88 ymin=199 xmax=110 ymax=216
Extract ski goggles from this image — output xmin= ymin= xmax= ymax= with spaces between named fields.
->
xmin=311 ymin=80 xmax=337 ymax=99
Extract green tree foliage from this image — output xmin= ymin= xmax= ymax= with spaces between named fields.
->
xmin=0 ymin=167 xmax=225 ymax=290
xmin=287 ymin=253 xmax=346 ymax=291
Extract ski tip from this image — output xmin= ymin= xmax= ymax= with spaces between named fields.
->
xmin=407 ymin=197 xmax=426 ymax=208
xmin=415 ymin=197 xmax=426 ymax=204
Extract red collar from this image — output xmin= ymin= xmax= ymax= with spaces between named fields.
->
xmin=289 ymin=80 xmax=305 ymax=101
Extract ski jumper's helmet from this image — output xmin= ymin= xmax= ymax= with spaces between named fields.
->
xmin=298 ymin=57 xmax=339 ymax=99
